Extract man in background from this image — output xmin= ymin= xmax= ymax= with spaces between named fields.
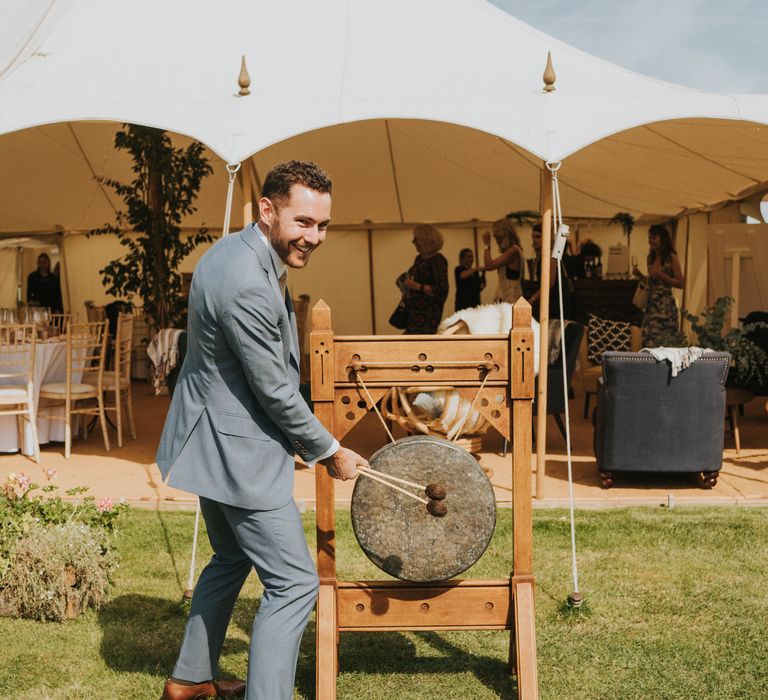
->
xmin=27 ymin=252 xmax=63 ymax=312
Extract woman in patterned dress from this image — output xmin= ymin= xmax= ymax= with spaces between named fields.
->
xmin=403 ymin=224 xmax=449 ymax=334
xmin=482 ymin=217 xmax=524 ymax=304
xmin=633 ymin=224 xmax=685 ymax=347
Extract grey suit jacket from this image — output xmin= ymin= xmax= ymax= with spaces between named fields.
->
xmin=156 ymin=224 xmax=334 ymax=509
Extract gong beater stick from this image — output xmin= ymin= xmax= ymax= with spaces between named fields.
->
xmin=356 ymin=466 xmax=428 ymax=505
xmin=358 ymin=465 xmax=426 ymax=491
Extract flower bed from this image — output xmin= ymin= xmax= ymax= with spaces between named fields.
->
xmin=0 ymin=469 xmax=128 ymax=622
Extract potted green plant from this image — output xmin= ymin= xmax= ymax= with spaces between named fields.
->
xmin=89 ymin=125 xmax=213 ymax=331
xmin=611 ymin=212 xmax=635 ymax=275
xmin=684 ymin=297 xmax=768 ymax=387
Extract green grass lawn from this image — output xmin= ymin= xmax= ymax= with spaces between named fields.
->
xmin=1 ymin=506 xmax=767 ymax=699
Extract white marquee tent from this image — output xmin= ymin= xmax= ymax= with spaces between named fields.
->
xmin=3 ymin=0 xmax=768 ymax=229
xmin=2 ymin=0 xmax=768 ymax=493
xmin=2 ymin=0 xmax=768 ymax=327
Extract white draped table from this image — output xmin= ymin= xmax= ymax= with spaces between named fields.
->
xmin=0 ymin=340 xmax=84 ymax=457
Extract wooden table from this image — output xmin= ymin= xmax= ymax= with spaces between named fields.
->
xmin=572 ymin=278 xmax=641 ymax=324
xmin=725 ymin=387 xmax=754 ymax=454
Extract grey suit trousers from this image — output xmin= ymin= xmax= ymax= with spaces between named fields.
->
xmin=173 ymin=497 xmax=319 ymax=700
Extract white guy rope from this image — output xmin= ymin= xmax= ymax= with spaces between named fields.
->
xmin=547 ymin=160 xmax=582 ymax=606
xmin=184 ymin=498 xmax=202 ymax=600
xmin=222 ymin=162 xmax=242 ymax=236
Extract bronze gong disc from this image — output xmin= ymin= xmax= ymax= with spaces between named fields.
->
xmin=351 ymin=435 xmax=496 ymax=582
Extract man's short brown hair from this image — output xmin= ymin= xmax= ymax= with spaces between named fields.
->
xmin=262 ymin=160 xmax=332 ymax=205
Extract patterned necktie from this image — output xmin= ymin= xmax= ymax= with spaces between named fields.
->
xmin=278 ymin=269 xmax=288 ymax=299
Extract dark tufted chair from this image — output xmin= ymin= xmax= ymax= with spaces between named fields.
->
xmin=594 ymin=351 xmax=730 ymax=489
xmin=534 ymin=322 xmax=585 ymax=443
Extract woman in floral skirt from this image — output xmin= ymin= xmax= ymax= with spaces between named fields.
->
xmin=633 ymin=224 xmax=685 ymax=347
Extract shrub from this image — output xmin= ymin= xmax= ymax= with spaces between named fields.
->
xmin=0 ymin=522 xmax=117 ymax=622
xmin=0 ymin=470 xmax=128 ymax=621
xmin=684 ymin=297 xmax=768 ymax=385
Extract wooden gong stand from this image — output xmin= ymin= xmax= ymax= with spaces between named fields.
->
xmin=310 ymin=299 xmax=538 ymax=700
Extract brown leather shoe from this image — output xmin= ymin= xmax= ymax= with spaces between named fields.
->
xmin=160 ymin=678 xmax=217 ymax=700
xmin=213 ymin=679 xmax=246 ymax=697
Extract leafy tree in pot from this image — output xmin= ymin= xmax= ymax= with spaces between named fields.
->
xmin=89 ymin=125 xmax=213 ymax=329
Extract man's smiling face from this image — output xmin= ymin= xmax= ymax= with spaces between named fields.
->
xmin=259 ymin=184 xmax=331 ymax=269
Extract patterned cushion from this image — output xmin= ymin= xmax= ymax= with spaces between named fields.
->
xmin=587 ymin=314 xmax=632 ymax=363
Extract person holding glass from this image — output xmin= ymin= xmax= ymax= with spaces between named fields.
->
xmin=482 ymin=217 xmax=524 ymax=304
xmin=632 ymin=224 xmax=685 ymax=347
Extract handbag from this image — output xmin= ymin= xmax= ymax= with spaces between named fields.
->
xmin=388 ymin=297 xmax=408 ymax=329
xmin=632 ymin=281 xmax=649 ymax=310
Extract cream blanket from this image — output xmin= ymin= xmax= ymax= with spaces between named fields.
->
xmin=146 ymin=328 xmax=184 ymax=395
xmin=438 ymin=302 xmax=541 ymax=376
xmin=641 ymin=346 xmax=712 ymax=377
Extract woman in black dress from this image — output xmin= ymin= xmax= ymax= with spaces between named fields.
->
xmin=402 ymin=224 xmax=449 ymax=334
xmin=454 ymin=248 xmax=486 ymax=311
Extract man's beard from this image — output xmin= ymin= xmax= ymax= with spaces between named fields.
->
xmin=269 ymin=219 xmax=314 ymax=268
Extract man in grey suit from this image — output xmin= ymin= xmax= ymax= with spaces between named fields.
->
xmin=156 ymin=161 xmax=367 ymax=700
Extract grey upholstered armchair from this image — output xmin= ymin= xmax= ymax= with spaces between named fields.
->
xmin=594 ymin=351 xmax=730 ymax=489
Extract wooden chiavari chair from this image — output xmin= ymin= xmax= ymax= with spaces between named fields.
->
xmin=0 ymin=324 xmax=40 ymax=463
xmin=38 ymin=321 xmax=109 ymax=459
xmin=84 ymin=301 xmax=106 ymax=323
xmin=84 ymin=313 xmax=136 ymax=447
xmin=49 ymin=312 xmax=79 ymax=336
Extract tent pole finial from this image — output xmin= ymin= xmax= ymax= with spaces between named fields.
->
xmin=238 ymin=55 xmax=251 ymax=96
xmin=543 ymin=51 xmax=556 ymax=92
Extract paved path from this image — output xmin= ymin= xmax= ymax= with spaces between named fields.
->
xmin=2 ymin=382 xmax=766 ymax=510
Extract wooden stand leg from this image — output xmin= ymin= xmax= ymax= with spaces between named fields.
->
xmin=316 ymin=581 xmax=337 ymax=700
xmin=508 ymin=580 xmax=516 ymax=675
xmin=512 ymin=576 xmax=538 ymax=700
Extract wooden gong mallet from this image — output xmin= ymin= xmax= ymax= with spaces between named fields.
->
xmin=356 ymin=465 xmax=448 ymax=517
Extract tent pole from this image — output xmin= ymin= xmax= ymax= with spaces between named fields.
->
xmin=705 ymin=212 xmax=711 ymax=306
xmin=241 ymin=161 xmax=253 ymax=225
xmin=680 ymin=216 xmax=690 ymax=334
xmin=60 ymin=235 xmax=73 ymax=313
xmin=15 ymin=247 xmax=22 ymax=307
xmin=536 ymin=166 xmax=553 ymax=499
xmin=248 ymin=158 xmax=262 ymax=204
xmin=366 ymin=223 xmax=377 ymax=334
